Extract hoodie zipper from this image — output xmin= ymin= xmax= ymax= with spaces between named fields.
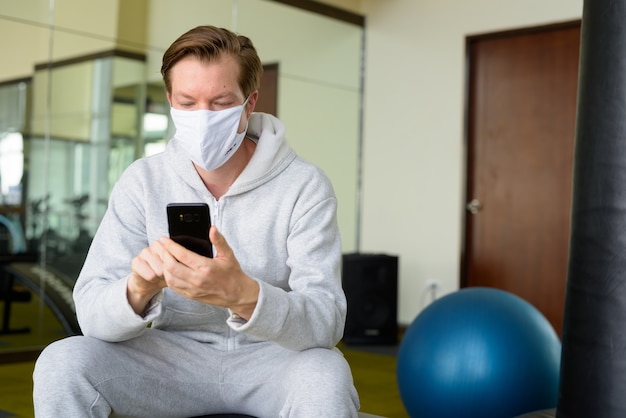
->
xmin=211 ymin=198 xmax=235 ymax=350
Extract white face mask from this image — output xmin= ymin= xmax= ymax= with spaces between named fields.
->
xmin=170 ymin=98 xmax=249 ymax=171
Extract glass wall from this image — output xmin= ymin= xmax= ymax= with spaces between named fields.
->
xmin=0 ymin=0 xmax=364 ymax=356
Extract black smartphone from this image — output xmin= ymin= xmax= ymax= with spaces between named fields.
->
xmin=166 ymin=203 xmax=212 ymax=257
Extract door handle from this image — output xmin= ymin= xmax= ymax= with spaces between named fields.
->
xmin=466 ymin=199 xmax=482 ymax=214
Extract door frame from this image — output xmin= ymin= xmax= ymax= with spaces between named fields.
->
xmin=461 ymin=19 xmax=581 ymax=287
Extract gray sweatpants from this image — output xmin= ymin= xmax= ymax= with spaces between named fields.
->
xmin=33 ymin=329 xmax=360 ymax=417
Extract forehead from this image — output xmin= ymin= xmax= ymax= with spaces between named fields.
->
xmin=170 ymin=55 xmax=242 ymax=96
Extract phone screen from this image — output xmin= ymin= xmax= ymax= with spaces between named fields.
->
xmin=166 ymin=203 xmax=212 ymax=257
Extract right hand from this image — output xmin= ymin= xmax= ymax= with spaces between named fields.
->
xmin=128 ymin=239 xmax=168 ymax=315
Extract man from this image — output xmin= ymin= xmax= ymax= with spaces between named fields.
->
xmin=33 ymin=25 xmax=360 ymax=417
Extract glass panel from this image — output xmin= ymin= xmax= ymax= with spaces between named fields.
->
xmin=26 ymin=56 xmax=145 ymax=276
xmin=0 ymin=80 xmax=28 ymax=208
xmin=143 ymin=82 xmax=171 ymax=156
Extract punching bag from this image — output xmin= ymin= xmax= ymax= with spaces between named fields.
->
xmin=559 ymin=0 xmax=626 ymax=416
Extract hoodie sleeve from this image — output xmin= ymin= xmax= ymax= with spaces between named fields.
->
xmin=72 ymin=168 xmax=162 ymax=341
xmin=226 ymin=188 xmax=346 ymax=351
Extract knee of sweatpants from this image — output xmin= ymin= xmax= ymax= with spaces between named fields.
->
xmin=280 ymin=348 xmax=360 ymax=415
xmin=34 ymin=336 xmax=97 ymax=385
xmin=285 ymin=348 xmax=357 ymax=396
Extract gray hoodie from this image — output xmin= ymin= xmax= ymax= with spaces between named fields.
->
xmin=73 ymin=113 xmax=346 ymax=352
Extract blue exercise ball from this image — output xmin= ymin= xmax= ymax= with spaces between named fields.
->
xmin=397 ymin=287 xmax=561 ymax=418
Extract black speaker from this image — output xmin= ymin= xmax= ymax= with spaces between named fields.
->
xmin=342 ymin=253 xmax=398 ymax=345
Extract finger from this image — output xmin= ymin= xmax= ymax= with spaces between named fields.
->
xmin=132 ymin=245 xmax=164 ymax=281
xmin=131 ymin=256 xmax=156 ymax=281
xmin=160 ymin=236 xmax=196 ymax=266
xmin=159 ymin=237 xmax=201 ymax=289
xmin=144 ymin=240 xmax=166 ymax=277
xmin=210 ymin=226 xmax=233 ymax=259
xmin=130 ymin=254 xmax=167 ymax=296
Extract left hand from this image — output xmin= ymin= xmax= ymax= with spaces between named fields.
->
xmin=160 ymin=225 xmax=259 ymax=320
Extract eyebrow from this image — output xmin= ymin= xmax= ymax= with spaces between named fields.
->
xmin=174 ymin=91 xmax=238 ymax=102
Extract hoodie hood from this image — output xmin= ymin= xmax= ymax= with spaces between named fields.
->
xmin=168 ymin=112 xmax=297 ymax=196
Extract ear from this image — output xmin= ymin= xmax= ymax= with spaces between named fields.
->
xmin=166 ymin=91 xmax=172 ymax=106
xmin=246 ymin=90 xmax=259 ymax=117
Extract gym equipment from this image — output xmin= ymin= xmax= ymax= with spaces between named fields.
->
xmin=1 ymin=262 xmax=80 ymax=335
xmin=0 ymin=214 xmax=26 ymax=254
xmin=558 ymin=1 xmax=626 ymax=416
xmin=396 ymin=287 xmax=560 ymax=418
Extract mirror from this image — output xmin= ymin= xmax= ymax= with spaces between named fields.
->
xmin=0 ymin=0 xmax=364 ymax=356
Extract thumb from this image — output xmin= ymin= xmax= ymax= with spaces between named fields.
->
xmin=210 ymin=225 xmax=233 ymax=258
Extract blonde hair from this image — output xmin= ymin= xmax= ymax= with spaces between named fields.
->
xmin=161 ymin=25 xmax=263 ymax=98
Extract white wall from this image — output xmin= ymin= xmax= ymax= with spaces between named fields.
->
xmin=0 ymin=0 xmax=119 ymax=81
xmin=359 ymin=0 xmax=584 ymax=325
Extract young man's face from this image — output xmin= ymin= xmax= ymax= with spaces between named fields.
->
xmin=167 ymin=54 xmax=256 ymax=133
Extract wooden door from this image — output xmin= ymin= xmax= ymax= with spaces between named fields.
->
xmin=256 ymin=63 xmax=278 ymax=116
xmin=463 ymin=22 xmax=581 ymax=336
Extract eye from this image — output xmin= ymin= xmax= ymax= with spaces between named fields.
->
xmin=172 ymin=93 xmax=197 ymax=109
xmin=214 ymin=101 xmax=234 ymax=110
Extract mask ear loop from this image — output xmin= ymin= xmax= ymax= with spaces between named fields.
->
xmin=238 ymin=96 xmax=252 ymax=135
xmin=243 ymin=92 xmax=256 ymax=114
